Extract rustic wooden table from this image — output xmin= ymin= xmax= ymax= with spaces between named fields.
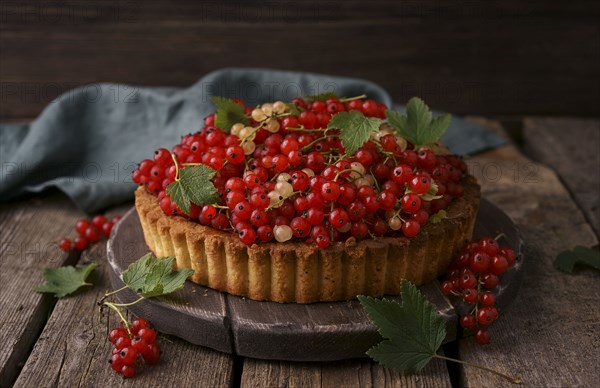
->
xmin=1 ymin=118 xmax=598 ymax=387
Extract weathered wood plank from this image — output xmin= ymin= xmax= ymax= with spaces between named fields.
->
xmin=0 ymin=193 xmax=82 ymax=387
xmin=1 ymin=1 xmax=599 ymax=118
xmin=241 ymin=357 xmax=452 ymax=388
xmin=458 ymin=119 xmax=600 ymax=387
xmin=228 ymin=281 xmax=456 ymax=362
xmin=13 ymin=236 xmax=235 ymax=387
xmin=522 ymin=117 xmax=600 ymax=238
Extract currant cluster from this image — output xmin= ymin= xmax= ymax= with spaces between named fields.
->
xmin=441 ymin=237 xmax=517 ymax=345
xmin=132 ymin=96 xmax=466 ymax=248
xmin=59 ymin=214 xmax=122 ymax=252
xmin=108 ymin=318 xmax=161 ymax=378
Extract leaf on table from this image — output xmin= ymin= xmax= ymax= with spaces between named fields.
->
xmin=211 ymin=96 xmax=249 ymax=132
xmin=554 ymin=246 xmax=600 ymax=273
xmin=122 ymin=253 xmax=194 ymax=298
xmin=166 ymin=164 xmax=219 ymax=214
xmin=358 ymin=279 xmax=446 ymax=374
xmin=329 ymin=111 xmax=382 ymax=155
xmin=386 ymin=97 xmax=451 ymax=149
xmin=34 ymin=262 xmax=97 ymax=298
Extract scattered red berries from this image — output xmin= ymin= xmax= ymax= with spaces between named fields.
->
xmin=59 ymin=214 xmax=122 ymax=252
xmin=132 ymin=96 xmax=467 ymax=248
xmin=108 ymin=318 xmax=161 ymax=378
xmin=441 ymin=236 xmax=517 ymax=345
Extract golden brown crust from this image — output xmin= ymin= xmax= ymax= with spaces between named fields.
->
xmin=135 ymin=176 xmax=480 ymax=303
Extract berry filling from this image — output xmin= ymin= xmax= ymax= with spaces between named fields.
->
xmin=132 ymin=95 xmax=467 ymax=247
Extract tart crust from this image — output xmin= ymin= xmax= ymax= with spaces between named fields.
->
xmin=135 ymin=176 xmax=480 ymax=303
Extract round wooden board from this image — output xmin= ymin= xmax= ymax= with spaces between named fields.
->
xmin=106 ymin=198 xmax=524 ymax=361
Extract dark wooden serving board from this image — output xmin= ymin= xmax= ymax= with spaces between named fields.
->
xmin=106 ymin=198 xmax=523 ymax=361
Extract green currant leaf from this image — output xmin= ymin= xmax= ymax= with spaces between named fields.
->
xmin=305 ymin=92 xmax=338 ymax=102
xmin=211 ymin=96 xmax=249 ymax=132
xmin=419 ymin=182 xmax=443 ymax=201
xmin=166 ymin=164 xmax=219 ymax=214
xmin=358 ymin=279 xmax=446 ymax=374
xmin=122 ymin=252 xmax=155 ymax=291
xmin=34 ymin=262 xmax=97 ymax=298
xmin=386 ymin=97 xmax=451 ymax=149
xmin=141 ymin=257 xmax=194 ymax=298
xmin=285 ymin=103 xmax=301 ymax=116
xmin=430 ymin=210 xmax=448 ymax=224
xmin=329 ymin=111 xmax=382 ymax=156
xmin=122 ymin=253 xmax=194 ymax=298
xmin=554 ymin=246 xmax=600 ymax=273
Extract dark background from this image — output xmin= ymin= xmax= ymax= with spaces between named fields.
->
xmin=1 ymin=0 xmax=599 ymax=120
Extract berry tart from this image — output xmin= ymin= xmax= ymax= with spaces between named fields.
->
xmin=132 ymin=95 xmax=480 ymax=303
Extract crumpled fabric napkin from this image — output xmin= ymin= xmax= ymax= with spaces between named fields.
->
xmin=0 ymin=68 xmax=504 ymax=213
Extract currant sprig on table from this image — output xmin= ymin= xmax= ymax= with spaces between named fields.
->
xmin=99 ymin=253 xmax=194 ymax=378
xmin=440 ymin=235 xmax=518 ymax=345
xmin=132 ymin=94 xmax=467 ymax=248
xmin=59 ymin=214 xmax=122 ymax=252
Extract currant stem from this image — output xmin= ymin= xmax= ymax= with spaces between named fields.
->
xmin=432 ymin=354 xmax=522 ymax=384
xmin=339 ymin=94 xmax=367 ymax=103
xmin=103 ymin=302 xmax=132 ymax=336
xmin=171 ymin=153 xmax=180 ymax=181
xmin=266 ymin=190 xmax=302 ymax=211
xmin=104 ymin=285 xmax=128 ymax=298
xmin=285 ymin=127 xmax=326 ymax=133
xmin=333 ymin=168 xmax=363 ymax=181
xmin=109 ymin=297 xmax=145 ymax=307
xmin=301 ymin=133 xmax=337 ymax=153
xmin=240 ymin=125 xmax=262 ymax=144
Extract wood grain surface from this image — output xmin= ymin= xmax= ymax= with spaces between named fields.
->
xmin=241 ymin=357 xmax=452 ymax=388
xmin=1 ymin=1 xmax=598 ymax=118
xmin=0 ymin=194 xmax=81 ymax=387
xmin=459 ymin=119 xmax=600 ymax=387
xmin=13 ymin=238 xmax=235 ymax=388
xmin=522 ymin=117 xmax=600 ymax=238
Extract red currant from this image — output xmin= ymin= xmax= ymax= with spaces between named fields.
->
xmin=59 ymin=238 xmax=72 ymax=252
xmin=474 ymin=328 xmax=491 ymax=345
xmin=401 ymin=220 xmax=421 ymax=238
xmin=460 ymin=314 xmax=477 ymax=330
xmin=74 ymin=236 xmax=89 ymax=251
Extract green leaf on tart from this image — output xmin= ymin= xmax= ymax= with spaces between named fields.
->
xmin=430 ymin=210 xmax=448 ymax=224
xmin=554 ymin=246 xmax=600 ymax=273
xmin=386 ymin=97 xmax=451 ymax=149
xmin=166 ymin=164 xmax=219 ymax=214
xmin=329 ymin=111 xmax=382 ymax=156
xmin=34 ymin=262 xmax=97 ymax=298
xmin=211 ymin=96 xmax=249 ymax=132
xmin=419 ymin=182 xmax=443 ymax=201
xmin=285 ymin=103 xmax=302 ymax=115
xmin=358 ymin=279 xmax=446 ymax=374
